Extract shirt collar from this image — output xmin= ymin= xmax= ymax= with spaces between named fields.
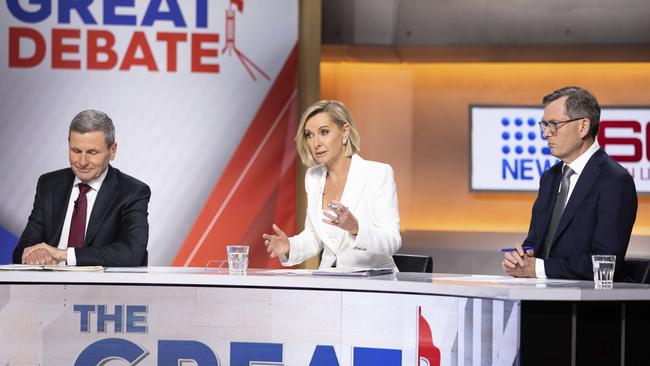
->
xmin=73 ymin=166 xmax=109 ymax=192
xmin=566 ymin=140 xmax=600 ymax=176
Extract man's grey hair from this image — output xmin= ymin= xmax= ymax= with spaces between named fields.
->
xmin=69 ymin=110 xmax=115 ymax=146
xmin=542 ymin=86 xmax=601 ymax=139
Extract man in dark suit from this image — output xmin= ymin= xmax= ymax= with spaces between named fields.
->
xmin=503 ymin=87 xmax=637 ymax=280
xmin=13 ymin=110 xmax=150 ymax=267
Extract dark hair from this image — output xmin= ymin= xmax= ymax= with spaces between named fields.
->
xmin=69 ymin=110 xmax=115 ymax=146
xmin=542 ymin=86 xmax=600 ymax=139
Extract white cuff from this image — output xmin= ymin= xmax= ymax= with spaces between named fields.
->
xmin=279 ymin=237 xmax=298 ymax=266
xmin=66 ymin=248 xmax=77 ymax=266
xmin=535 ymin=258 xmax=546 ymax=279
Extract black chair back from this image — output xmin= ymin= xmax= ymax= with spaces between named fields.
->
xmin=393 ymin=254 xmax=433 ymax=273
xmin=623 ymin=258 xmax=650 ymax=284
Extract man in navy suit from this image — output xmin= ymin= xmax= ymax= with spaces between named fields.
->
xmin=503 ymin=87 xmax=637 ymax=280
xmin=13 ymin=110 xmax=150 ymax=267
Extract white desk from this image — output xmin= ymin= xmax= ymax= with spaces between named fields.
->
xmin=1 ymin=268 xmax=648 ymax=365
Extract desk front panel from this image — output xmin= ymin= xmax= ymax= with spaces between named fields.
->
xmin=0 ymin=283 xmax=519 ymax=365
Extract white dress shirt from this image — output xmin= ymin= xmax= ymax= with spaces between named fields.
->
xmin=57 ymin=168 xmax=108 ymax=265
xmin=535 ymin=141 xmax=600 ymax=278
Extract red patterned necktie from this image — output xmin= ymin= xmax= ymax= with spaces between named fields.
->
xmin=68 ymin=183 xmax=91 ymax=248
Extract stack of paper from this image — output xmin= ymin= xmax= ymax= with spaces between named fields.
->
xmin=0 ymin=264 xmax=104 ymax=272
xmin=312 ymin=267 xmax=394 ymax=277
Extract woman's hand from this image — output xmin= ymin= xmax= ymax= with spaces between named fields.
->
xmin=262 ymin=224 xmax=290 ymax=258
xmin=323 ymin=200 xmax=359 ymax=235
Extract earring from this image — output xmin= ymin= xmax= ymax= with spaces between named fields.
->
xmin=342 ymin=138 xmax=348 ymax=145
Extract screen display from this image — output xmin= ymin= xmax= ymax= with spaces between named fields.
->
xmin=470 ymin=106 xmax=650 ymax=193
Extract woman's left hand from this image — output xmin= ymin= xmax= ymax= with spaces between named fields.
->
xmin=323 ymin=200 xmax=358 ymax=235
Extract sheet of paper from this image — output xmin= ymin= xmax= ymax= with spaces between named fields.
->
xmin=258 ymin=268 xmax=394 ymax=277
xmin=312 ymin=267 xmax=394 ymax=277
xmin=44 ymin=265 xmax=104 ymax=272
xmin=0 ymin=264 xmax=45 ymax=271
xmin=0 ymin=264 xmax=104 ymax=272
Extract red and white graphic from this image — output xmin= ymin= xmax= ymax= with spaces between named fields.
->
xmin=0 ymin=0 xmax=298 ymax=265
xmin=222 ymin=0 xmax=271 ymax=81
xmin=417 ymin=306 xmax=442 ymax=366
xmin=173 ymin=47 xmax=297 ymax=269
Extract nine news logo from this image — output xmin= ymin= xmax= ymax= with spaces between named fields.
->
xmin=499 ymin=114 xmax=557 ymax=184
xmin=471 ymin=106 xmax=650 ymax=193
xmin=471 ymin=106 xmax=556 ymax=191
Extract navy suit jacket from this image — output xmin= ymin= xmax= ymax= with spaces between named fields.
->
xmin=13 ymin=166 xmax=150 ymax=266
xmin=524 ymin=149 xmax=637 ymax=280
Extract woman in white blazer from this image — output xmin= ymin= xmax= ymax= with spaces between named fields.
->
xmin=263 ymin=100 xmax=401 ymax=269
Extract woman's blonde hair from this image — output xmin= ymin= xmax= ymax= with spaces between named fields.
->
xmin=295 ymin=100 xmax=361 ymax=167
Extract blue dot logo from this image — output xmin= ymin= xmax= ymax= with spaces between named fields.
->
xmin=499 ymin=115 xmax=553 ymax=161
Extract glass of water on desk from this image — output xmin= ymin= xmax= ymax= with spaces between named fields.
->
xmin=227 ymin=245 xmax=249 ymax=275
xmin=592 ymin=255 xmax=616 ymax=289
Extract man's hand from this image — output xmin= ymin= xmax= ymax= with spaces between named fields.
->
xmin=22 ymin=243 xmax=67 ymax=265
xmin=502 ymin=243 xmax=536 ymax=278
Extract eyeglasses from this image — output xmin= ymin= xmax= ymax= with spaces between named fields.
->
xmin=537 ymin=117 xmax=585 ymax=135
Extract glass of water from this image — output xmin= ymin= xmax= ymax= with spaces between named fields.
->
xmin=592 ymin=255 xmax=616 ymax=289
xmin=227 ymin=245 xmax=249 ymax=275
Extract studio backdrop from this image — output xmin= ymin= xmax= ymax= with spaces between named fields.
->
xmin=0 ymin=0 xmax=298 ymax=267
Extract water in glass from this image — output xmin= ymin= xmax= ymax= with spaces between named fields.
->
xmin=227 ymin=245 xmax=249 ymax=275
xmin=592 ymin=255 xmax=615 ymax=290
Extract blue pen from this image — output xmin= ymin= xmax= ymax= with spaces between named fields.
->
xmin=500 ymin=246 xmax=535 ymax=253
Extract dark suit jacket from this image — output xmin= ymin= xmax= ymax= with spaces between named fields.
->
xmin=13 ymin=165 xmax=150 ymax=266
xmin=524 ymin=149 xmax=637 ymax=280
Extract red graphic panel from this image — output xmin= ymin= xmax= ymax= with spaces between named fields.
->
xmin=418 ymin=306 xmax=441 ymax=366
xmin=173 ymin=45 xmax=297 ymax=268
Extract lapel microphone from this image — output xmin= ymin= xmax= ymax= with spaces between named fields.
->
xmin=74 ymin=200 xmax=79 ymax=208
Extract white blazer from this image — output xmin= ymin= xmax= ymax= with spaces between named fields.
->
xmin=281 ymin=154 xmax=401 ymax=269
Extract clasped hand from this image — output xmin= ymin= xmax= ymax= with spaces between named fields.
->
xmin=22 ymin=243 xmax=66 ymax=265
xmin=501 ymin=243 xmax=536 ymax=277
